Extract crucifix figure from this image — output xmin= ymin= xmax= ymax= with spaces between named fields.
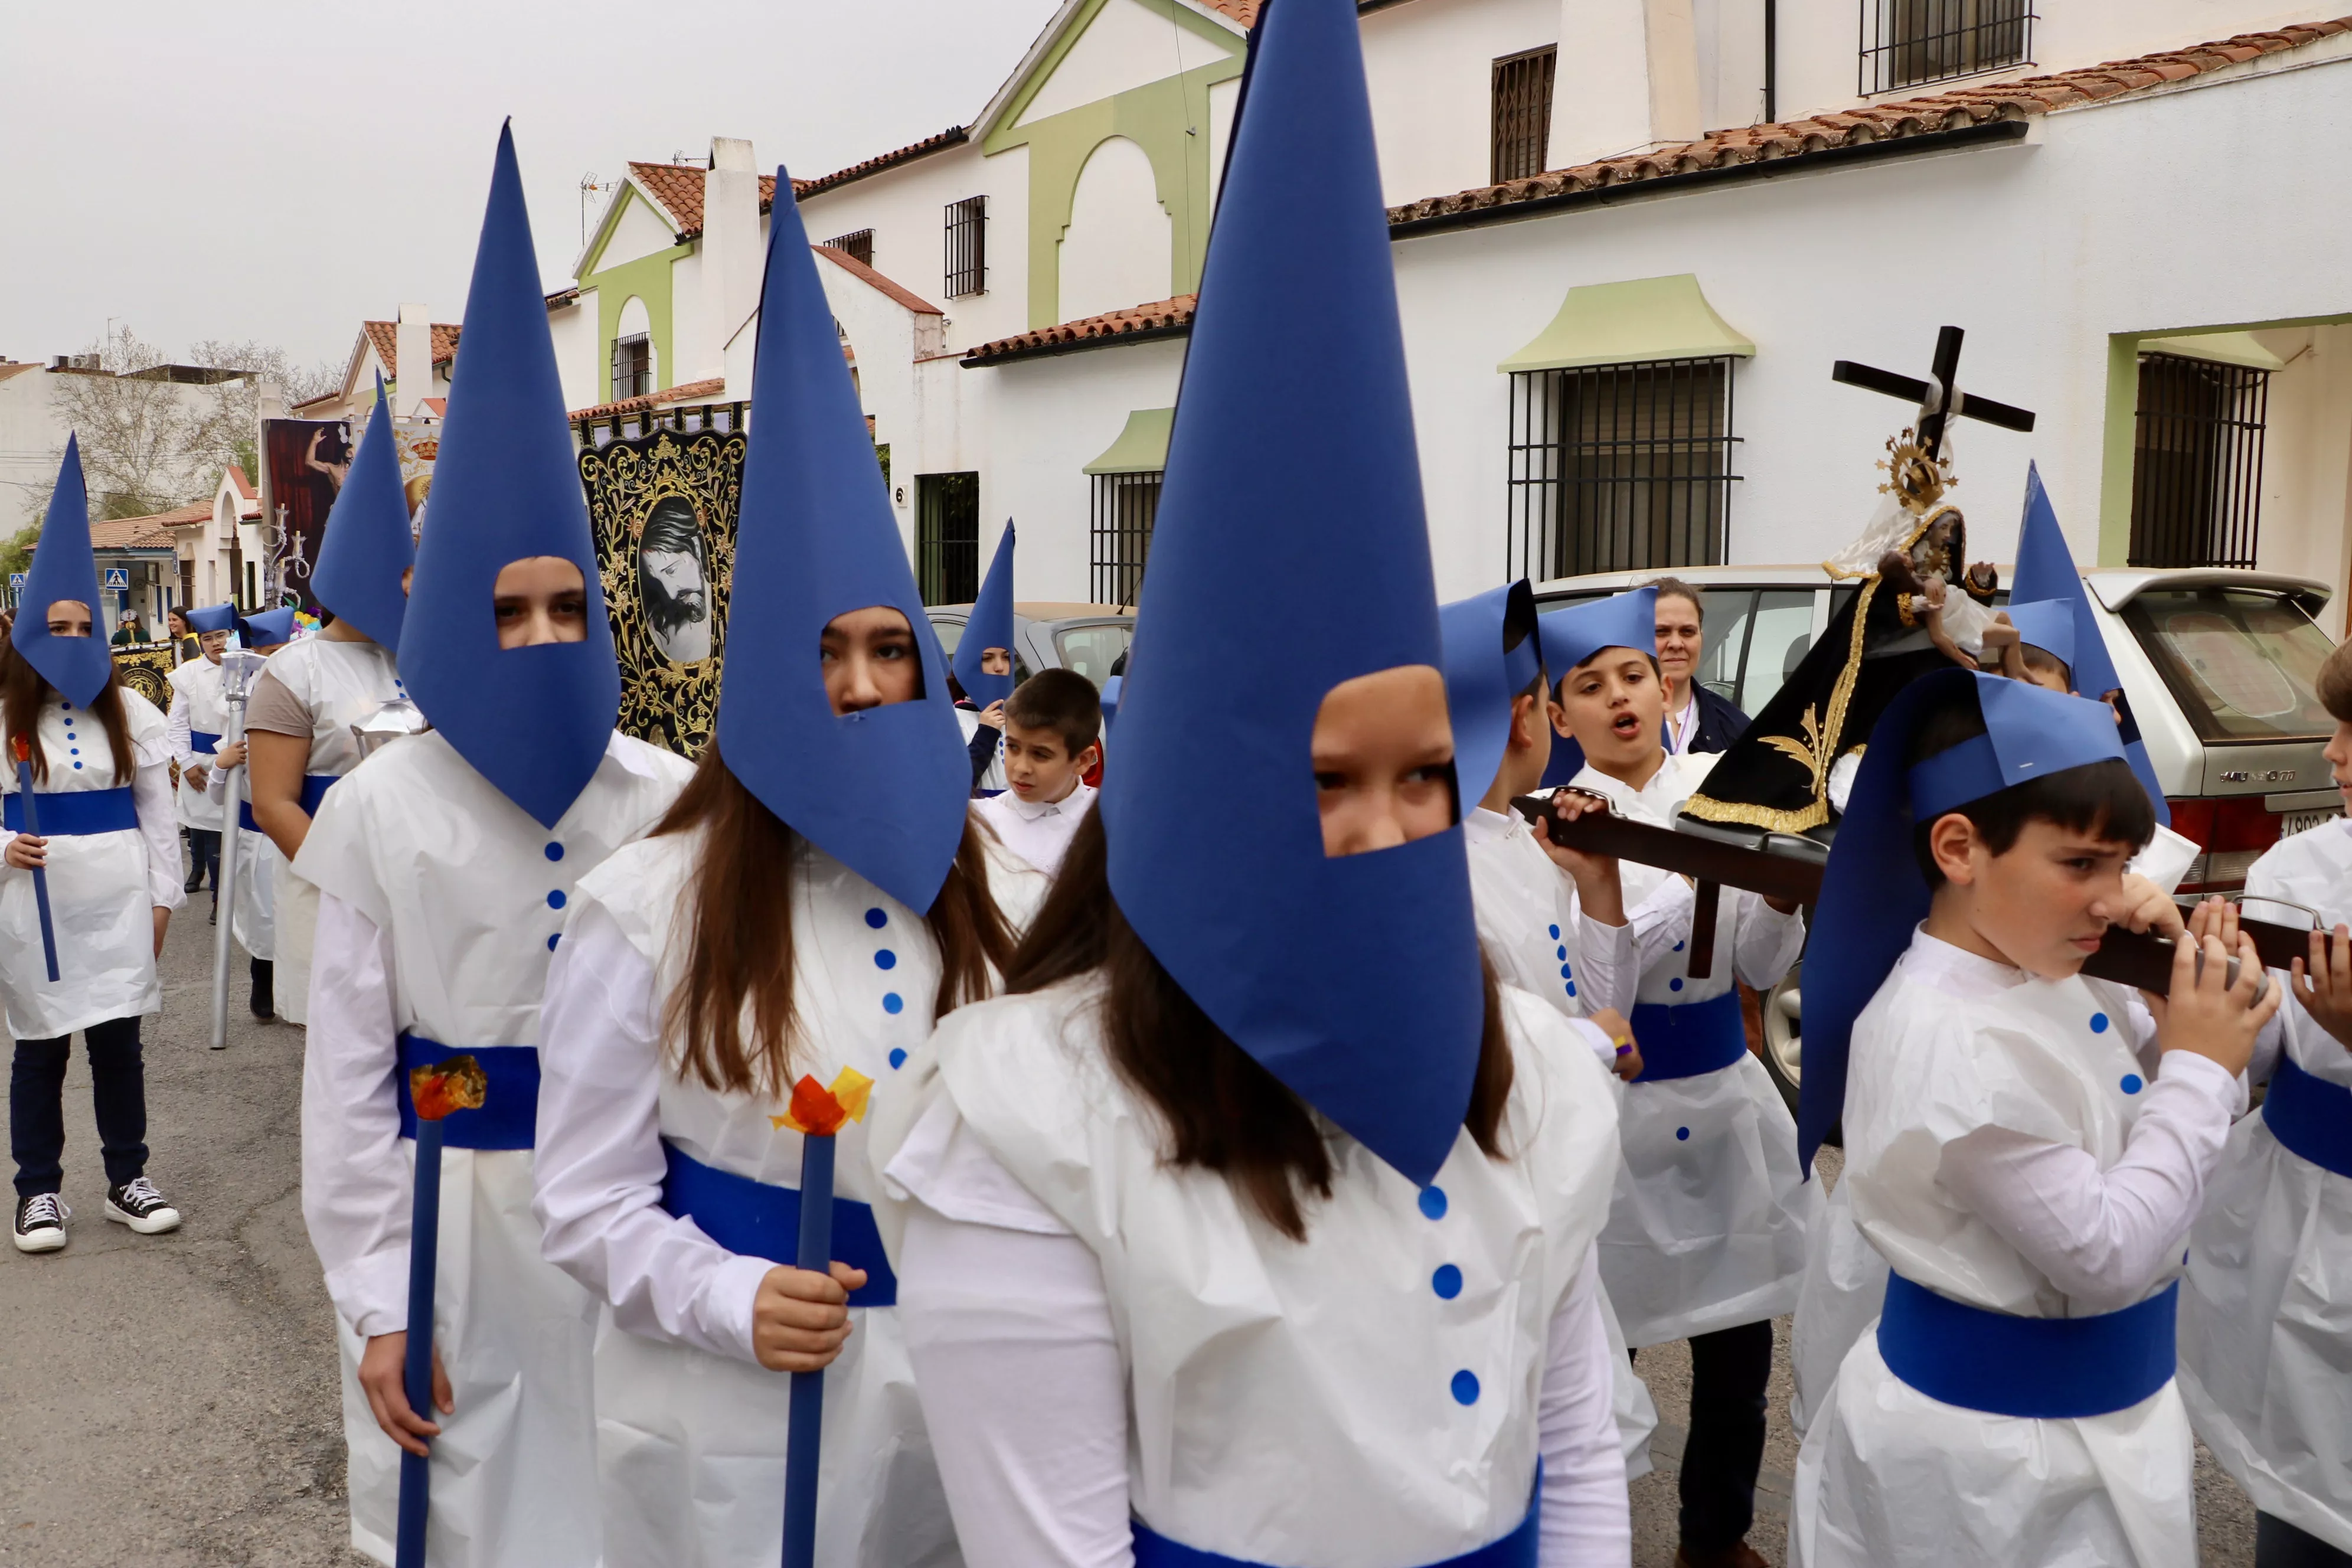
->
xmin=1832 ymin=323 xmax=2036 ymax=460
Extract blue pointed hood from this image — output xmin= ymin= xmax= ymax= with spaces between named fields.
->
xmin=2010 ymin=463 xmax=2168 ymax=826
xmin=713 ymin=168 xmax=969 ymax=913
xmin=1439 ymin=581 xmax=1543 ymax=804
xmin=12 ymin=437 xmax=113 ymax=707
xmin=185 ymin=602 xmax=239 ymax=637
xmin=1798 ymin=669 xmax=2130 ymax=1172
xmin=1098 ymin=0 xmax=1481 ymax=1189
xmin=396 ymin=123 xmax=619 ymax=828
xmin=238 ymin=606 xmax=299 ymax=649
xmin=2003 ymin=597 xmax=2076 ymax=672
xmin=1536 ymin=587 xmax=1659 ymax=788
xmin=952 ymin=522 xmax=1017 ymax=707
xmin=312 ymin=376 xmax=416 ymax=648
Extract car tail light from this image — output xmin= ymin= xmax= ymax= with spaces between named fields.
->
xmin=2167 ymin=796 xmax=2281 ymax=893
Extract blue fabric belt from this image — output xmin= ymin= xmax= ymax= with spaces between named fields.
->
xmin=1131 ymin=1465 xmax=1540 ymax=1568
xmin=239 ymin=773 xmax=336 ymax=835
xmin=1630 ymin=990 xmax=1748 ymax=1082
xmin=1877 ymin=1272 xmax=2177 ymax=1419
xmin=659 ymin=1140 xmax=897 ymax=1308
xmin=189 ymin=730 xmax=220 ymax=755
xmin=394 ymin=1034 xmax=540 ymax=1150
xmin=4 ymin=786 xmax=138 ymax=837
xmin=2263 ymin=1055 xmax=2352 ymax=1179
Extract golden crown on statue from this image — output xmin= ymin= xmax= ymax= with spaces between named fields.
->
xmin=1876 ymin=427 xmax=1955 ymax=514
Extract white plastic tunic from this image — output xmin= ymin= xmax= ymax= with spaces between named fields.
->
xmin=296 ymin=728 xmax=691 ymax=1568
xmin=0 ymin=690 xmax=182 ymax=1040
xmin=871 ymin=975 xmax=1629 ymax=1567
xmin=1790 ymin=932 xmax=2232 ymax=1568
xmin=166 ymin=657 xmax=228 ymax=831
xmin=2180 ymin=816 xmax=2352 ymax=1552
xmin=206 ymin=759 xmax=276 ymax=962
xmin=1570 ymin=752 xmax=1817 ymax=1346
xmin=262 ymin=635 xmax=404 ymax=1026
xmin=533 ymin=825 xmax=1041 ymax=1568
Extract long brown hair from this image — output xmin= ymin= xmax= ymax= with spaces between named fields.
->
xmin=0 ymin=635 xmax=132 ymax=785
xmin=1008 ymin=808 xmax=1516 ymax=1241
xmin=655 ymin=741 xmax=1017 ymax=1099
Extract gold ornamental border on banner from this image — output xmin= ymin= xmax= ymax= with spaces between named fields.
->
xmin=110 ymin=646 xmax=174 ymax=714
xmin=579 ymin=423 xmax=746 ymax=759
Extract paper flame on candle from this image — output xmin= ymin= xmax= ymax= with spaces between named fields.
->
xmin=10 ymin=734 xmax=27 ymax=765
xmin=772 ymin=1067 xmax=874 ymax=1138
xmin=410 ymin=1055 xmax=489 ymax=1122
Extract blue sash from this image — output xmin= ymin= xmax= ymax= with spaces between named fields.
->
xmin=189 ymin=730 xmax=221 ymax=755
xmin=239 ymin=773 xmax=336 ymax=834
xmin=393 ymin=1034 xmax=540 ymax=1150
xmin=660 ymin=1141 xmax=897 ymax=1307
xmin=1132 ymin=1466 xmax=1540 ymax=1568
xmin=1629 ymin=990 xmax=1748 ymax=1082
xmin=2263 ymin=1055 xmax=2352 ymax=1179
xmin=1877 ymin=1272 xmax=2177 ymax=1419
xmin=4 ymin=786 xmax=138 ymax=837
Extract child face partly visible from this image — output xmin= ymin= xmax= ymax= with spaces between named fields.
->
xmin=2324 ymin=717 xmax=2352 ymax=810
xmin=821 ymin=606 xmax=921 ymax=714
xmin=1311 ymin=665 xmax=1454 ymax=857
xmin=979 ymin=646 xmax=1011 ymax=678
xmin=1929 ymin=814 xmax=2141 ymax=979
xmin=492 ymin=557 xmax=588 ymax=649
xmin=1002 ymin=720 xmax=1095 ymax=804
xmin=1550 ymin=649 xmax=1663 ymax=777
xmin=2018 ymin=659 xmax=2071 ymax=695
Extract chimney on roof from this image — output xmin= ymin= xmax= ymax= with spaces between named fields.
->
xmin=1549 ymin=0 xmax=1700 ymax=169
xmin=702 ymin=136 xmax=760 ymax=387
xmin=395 ymin=303 xmax=435 ymax=417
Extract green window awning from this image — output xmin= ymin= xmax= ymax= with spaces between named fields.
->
xmin=1083 ymin=407 xmax=1175 ymax=475
xmin=2138 ymin=332 xmax=2288 ymax=372
xmin=1498 ymin=274 xmax=1755 ymax=374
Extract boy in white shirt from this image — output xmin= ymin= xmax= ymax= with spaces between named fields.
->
xmin=971 ymin=668 xmax=1098 ymax=877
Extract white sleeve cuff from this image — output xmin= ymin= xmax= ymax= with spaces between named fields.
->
xmin=705 ymin=1252 xmax=782 ymax=1366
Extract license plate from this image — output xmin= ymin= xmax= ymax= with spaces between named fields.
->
xmin=2282 ymin=808 xmax=2343 ymax=838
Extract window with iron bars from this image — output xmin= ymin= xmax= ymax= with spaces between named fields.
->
xmin=1090 ymin=472 xmax=1162 ymax=608
xmin=828 ymin=229 xmax=874 ymax=267
xmin=2129 ymin=353 xmax=2271 ymax=570
xmin=1858 ymin=0 xmax=2032 ymax=94
xmin=1505 ymin=357 xmax=1741 ymax=582
xmin=611 ymin=333 xmax=652 ymax=401
xmin=944 ymin=197 xmax=987 ymax=298
xmin=917 ymin=472 xmax=981 ymax=605
xmin=1491 ymin=46 xmax=1556 ymax=184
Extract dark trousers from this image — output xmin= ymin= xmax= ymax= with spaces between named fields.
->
xmin=1677 ymin=1318 xmax=1775 ymax=1551
xmin=2260 ymin=1513 xmax=2352 ymax=1567
xmin=10 ymin=1016 xmax=148 ymax=1198
xmin=184 ymin=827 xmax=220 ymax=894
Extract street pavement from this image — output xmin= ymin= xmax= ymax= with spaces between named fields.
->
xmin=0 ymin=910 xmax=2269 ymax=1565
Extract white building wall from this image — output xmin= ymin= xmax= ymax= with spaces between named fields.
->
xmin=1057 ymin=136 xmax=1172 ymax=322
xmin=602 ymin=188 xmax=683 ymax=270
xmin=667 ymin=246 xmax=708 ymax=388
xmin=1361 ymin=0 xmax=1559 ymax=204
xmin=549 ymin=294 xmax=598 ymax=413
xmin=794 ymin=142 xmax=1034 ymax=352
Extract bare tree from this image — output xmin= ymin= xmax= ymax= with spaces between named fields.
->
xmin=185 ymin=338 xmax=342 ymax=478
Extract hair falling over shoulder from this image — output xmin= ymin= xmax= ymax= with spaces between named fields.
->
xmin=655 ymin=741 xmax=1018 ymax=1100
xmin=0 ymin=637 xmax=131 ymax=784
xmin=1007 ymin=808 xmax=1516 ymax=1242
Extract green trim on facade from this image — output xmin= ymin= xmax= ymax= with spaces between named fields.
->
xmin=1498 ymin=274 xmax=1755 ymax=374
xmin=983 ymin=0 xmax=1243 ymax=330
xmin=583 ymin=242 xmax=692 ymax=404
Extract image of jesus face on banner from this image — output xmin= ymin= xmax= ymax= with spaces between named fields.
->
xmin=638 ymin=495 xmax=713 ymax=664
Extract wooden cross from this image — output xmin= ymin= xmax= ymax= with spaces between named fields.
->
xmin=1832 ymin=325 xmax=2036 ymax=460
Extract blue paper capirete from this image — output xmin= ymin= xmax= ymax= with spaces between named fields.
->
xmin=2002 ymin=598 xmax=2076 ymax=672
xmin=184 ymin=603 xmax=240 ymax=636
xmin=397 ymin=123 xmax=620 ymax=829
xmin=1097 ymin=0 xmax=1484 ymax=1190
xmin=713 ymin=166 xmax=970 ymax=914
xmin=1439 ymin=580 xmax=1544 ymax=804
xmin=312 ymin=376 xmax=416 ymax=648
xmin=12 ymin=437 xmax=114 ymax=708
xmin=951 ymin=523 xmax=1017 ymax=708
xmin=1797 ymin=669 xmax=2130 ymax=1173
xmin=1537 ymin=586 xmax=1660 ymax=789
xmin=2010 ymin=463 xmax=2168 ymax=826
xmin=1098 ymin=674 xmax=1123 ymax=730
xmin=239 ymin=606 xmax=299 ymax=649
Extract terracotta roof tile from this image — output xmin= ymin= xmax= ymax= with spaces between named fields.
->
xmin=359 ymin=321 xmax=461 ymax=378
xmin=1389 ymin=17 xmax=2352 ymax=227
xmin=962 ymin=295 xmax=1197 ymax=367
xmin=88 ymin=505 xmax=206 ymax=550
xmin=225 ymin=465 xmax=255 ymax=500
xmin=812 ymin=246 xmax=945 ymax=315
xmin=569 ymin=376 xmax=728 ymax=423
xmin=626 ymin=163 xmax=787 ymax=240
xmin=798 ymin=127 xmax=970 ymax=197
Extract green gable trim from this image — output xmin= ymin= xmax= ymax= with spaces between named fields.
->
xmin=578 ymin=183 xmax=675 ymax=280
xmin=1499 ymin=274 xmax=1755 ymax=374
xmin=582 ymin=241 xmax=691 ymax=404
xmin=1083 ymin=407 xmax=1175 ymax=473
xmin=984 ymin=0 xmax=1243 ymax=331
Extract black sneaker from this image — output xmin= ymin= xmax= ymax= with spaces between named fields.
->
xmin=12 ymin=1193 xmax=68 ymax=1253
xmin=104 ymin=1177 xmax=181 ymax=1235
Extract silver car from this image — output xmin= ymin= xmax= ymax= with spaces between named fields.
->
xmin=923 ymin=601 xmax=1135 ymax=691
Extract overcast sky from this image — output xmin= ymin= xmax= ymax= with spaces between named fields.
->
xmin=0 ymin=1 xmax=1063 ymax=380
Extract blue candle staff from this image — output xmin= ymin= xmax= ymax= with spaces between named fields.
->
xmin=12 ymin=734 xmax=59 ymax=983
xmin=772 ymin=1066 xmax=873 ymax=1568
xmin=397 ymin=1054 xmax=488 ymax=1568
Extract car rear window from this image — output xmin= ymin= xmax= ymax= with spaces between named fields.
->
xmin=2119 ymin=587 xmax=2334 ymax=743
xmin=1051 ymin=623 xmax=1133 ymax=688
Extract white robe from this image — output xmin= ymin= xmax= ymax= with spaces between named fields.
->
xmin=1572 ymin=751 xmax=1817 ymax=1346
xmin=2180 ymin=816 xmax=2352 ymax=1551
xmin=165 ymin=657 xmax=228 ymax=831
xmin=205 ymin=757 xmax=276 ymax=962
xmin=0 ymin=691 xmax=183 ymax=1039
xmin=971 ymin=783 xmax=1093 ymax=877
xmin=1790 ymin=929 xmax=2240 ymax=1568
xmin=296 ymin=728 xmax=691 ymax=1568
xmin=871 ymin=976 xmax=1632 ymax=1568
xmin=533 ymin=824 xmax=1043 ymax=1568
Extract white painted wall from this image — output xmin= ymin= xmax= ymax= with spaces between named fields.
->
xmin=548 ymin=292 xmax=597 ymax=413
xmin=1361 ymin=0 xmax=1559 ymax=204
xmin=1017 ymin=0 xmax=1232 ymax=126
xmin=793 ymin=141 xmax=1033 ymax=352
xmin=1058 ymin=136 xmax=1171 ymax=321
xmin=2249 ymin=325 xmax=2352 ymax=631
xmin=667 ymin=246 xmax=707 ymax=387
xmin=601 ymin=185 xmax=682 ymax=270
